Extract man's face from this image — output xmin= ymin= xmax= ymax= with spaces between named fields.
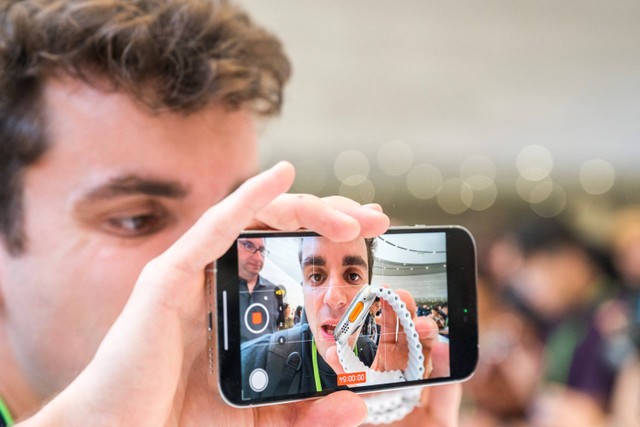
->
xmin=0 ymin=77 xmax=258 ymax=398
xmin=370 ymin=299 xmax=382 ymax=315
xmin=514 ymin=248 xmax=595 ymax=319
xmin=300 ymin=237 xmax=369 ymax=358
xmin=615 ymin=239 xmax=640 ymax=287
xmin=237 ymin=238 xmax=267 ymax=281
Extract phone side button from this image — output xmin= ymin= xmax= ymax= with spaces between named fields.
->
xmin=223 ymin=290 xmax=229 ymax=351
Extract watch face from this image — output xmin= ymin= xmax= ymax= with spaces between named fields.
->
xmin=335 ymin=285 xmax=376 ymax=346
xmin=214 ymin=226 xmax=478 ymax=407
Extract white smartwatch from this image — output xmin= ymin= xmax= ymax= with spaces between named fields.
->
xmin=334 ymin=285 xmax=426 ymax=424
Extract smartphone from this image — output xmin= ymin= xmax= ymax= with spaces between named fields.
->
xmin=210 ymin=226 xmax=478 ymax=407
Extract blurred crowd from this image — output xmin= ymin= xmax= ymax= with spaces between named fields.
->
xmin=461 ymin=207 xmax=640 ymax=427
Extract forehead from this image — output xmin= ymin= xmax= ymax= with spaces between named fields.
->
xmin=43 ymin=76 xmax=254 ymax=145
xmin=35 ymin=76 xmax=258 ymax=201
xmin=300 ymin=237 xmax=367 ymax=262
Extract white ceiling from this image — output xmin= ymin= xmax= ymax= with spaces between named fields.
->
xmin=240 ymin=1 xmax=640 ymax=213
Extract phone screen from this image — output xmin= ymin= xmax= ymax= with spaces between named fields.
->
xmin=213 ymin=226 xmax=477 ymax=406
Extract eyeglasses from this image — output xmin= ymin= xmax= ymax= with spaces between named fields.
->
xmin=238 ymin=240 xmax=269 ymax=256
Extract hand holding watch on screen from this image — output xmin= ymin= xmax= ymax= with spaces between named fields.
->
xmin=334 ymin=285 xmax=425 ymax=424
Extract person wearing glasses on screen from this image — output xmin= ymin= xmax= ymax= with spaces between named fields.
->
xmin=238 ymin=238 xmax=284 ymax=341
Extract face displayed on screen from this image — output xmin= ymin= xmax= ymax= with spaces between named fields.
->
xmin=299 ymin=237 xmax=369 ymax=358
xmin=238 ymin=238 xmax=267 ymax=281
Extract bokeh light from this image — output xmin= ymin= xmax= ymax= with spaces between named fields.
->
xmin=579 ymin=158 xmax=615 ymax=195
xmin=517 ymin=145 xmax=554 ymax=181
xmin=406 ymin=163 xmax=443 ymax=200
xmin=465 ymin=175 xmax=498 ymax=211
xmin=516 ymin=176 xmax=554 ymax=203
xmin=377 ymin=140 xmax=414 ymax=176
xmin=338 ymin=179 xmax=376 ymax=204
xmin=334 ymin=150 xmax=370 ymax=186
xmin=437 ymin=178 xmax=473 ymax=215
xmin=531 ymin=183 xmax=567 ymax=217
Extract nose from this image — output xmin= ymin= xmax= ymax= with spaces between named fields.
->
xmin=322 ymin=274 xmax=348 ymax=309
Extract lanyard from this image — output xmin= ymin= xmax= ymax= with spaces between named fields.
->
xmin=0 ymin=397 xmax=14 ymax=427
xmin=311 ymin=340 xmax=323 ymax=392
xmin=311 ymin=340 xmax=358 ymax=393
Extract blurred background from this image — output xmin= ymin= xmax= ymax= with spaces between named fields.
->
xmin=241 ymin=1 xmax=640 ymax=426
xmin=242 ymin=0 xmax=640 ymax=245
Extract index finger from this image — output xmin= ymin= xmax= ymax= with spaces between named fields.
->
xmin=250 ymin=194 xmax=390 ymax=242
xmin=161 ymin=161 xmax=295 ymax=273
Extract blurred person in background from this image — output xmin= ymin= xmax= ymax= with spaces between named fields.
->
xmin=294 ymin=305 xmax=303 ymax=325
xmin=439 ymin=303 xmax=449 ymax=337
xmin=281 ymin=302 xmax=295 ymax=330
xmin=464 ymin=216 xmax=622 ymax=427
xmin=610 ymin=352 xmax=640 ymax=427
xmin=608 ymin=207 xmax=640 ymax=355
xmin=460 ymin=273 xmax=543 ymax=427
xmin=428 ymin=306 xmax=446 ymax=330
xmin=604 ymin=207 xmax=640 ymax=427
xmin=507 ymin=217 xmax=617 ymax=427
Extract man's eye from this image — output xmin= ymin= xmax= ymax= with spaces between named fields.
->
xmin=346 ymin=272 xmax=363 ymax=283
xmin=307 ymin=273 xmax=325 ymax=286
xmin=104 ymin=213 xmax=165 ymax=237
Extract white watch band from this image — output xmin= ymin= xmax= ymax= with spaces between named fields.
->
xmin=335 ymin=286 xmax=425 ymax=424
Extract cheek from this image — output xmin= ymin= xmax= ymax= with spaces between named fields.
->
xmin=2 ymin=239 xmax=154 ymax=394
xmin=303 ymin=287 xmax=322 ymax=329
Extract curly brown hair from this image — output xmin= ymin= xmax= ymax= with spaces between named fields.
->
xmin=0 ymin=0 xmax=291 ymax=254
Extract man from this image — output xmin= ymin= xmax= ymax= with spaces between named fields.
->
xmin=238 ymin=237 xmax=282 ymax=341
xmin=0 ymin=1 xmax=460 ymax=425
xmin=361 ymin=297 xmax=382 ymax=345
xmin=439 ymin=303 xmax=450 ymax=337
xmin=241 ymin=236 xmax=448 ymax=407
xmin=506 ymin=217 xmax=617 ymax=423
xmin=281 ymin=302 xmax=295 ymax=330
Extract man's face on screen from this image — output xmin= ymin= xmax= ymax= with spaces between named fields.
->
xmin=300 ymin=237 xmax=369 ymax=358
xmin=238 ymin=237 xmax=267 ymax=281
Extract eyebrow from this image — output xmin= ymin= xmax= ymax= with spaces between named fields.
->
xmin=302 ymin=255 xmax=326 ymax=268
xmin=302 ymin=255 xmax=367 ymax=269
xmin=343 ymin=255 xmax=367 ymax=269
xmin=82 ymin=175 xmax=189 ymax=201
